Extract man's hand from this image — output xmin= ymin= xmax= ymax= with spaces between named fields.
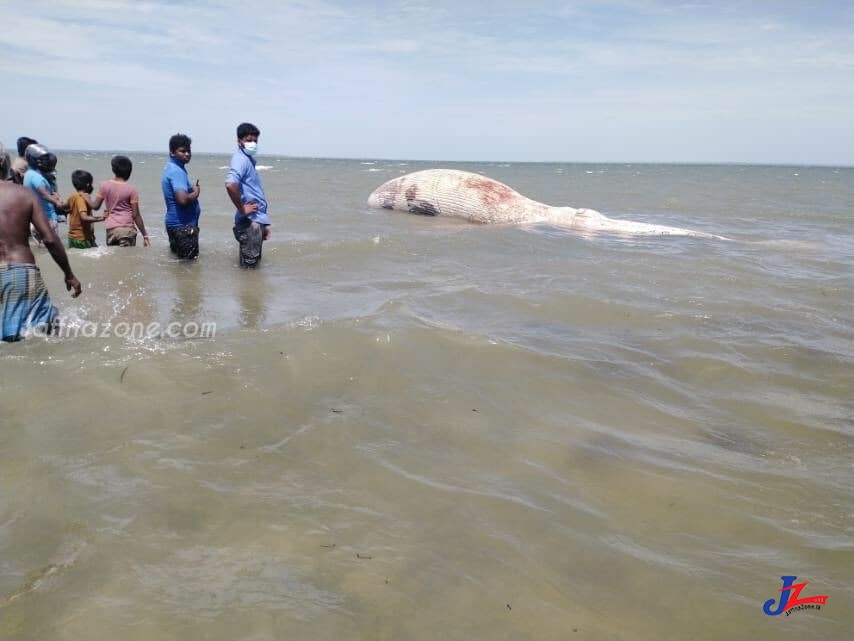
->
xmin=263 ymin=226 xmax=272 ymax=241
xmin=66 ymin=275 xmax=82 ymax=297
xmin=242 ymin=201 xmax=259 ymax=216
xmin=142 ymin=236 xmax=151 ymax=248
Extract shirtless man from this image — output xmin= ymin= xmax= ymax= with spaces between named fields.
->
xmin=1 ymin=181 xmax=81 ymax=341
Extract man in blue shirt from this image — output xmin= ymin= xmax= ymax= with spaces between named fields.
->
xmin=162 ymin=133 xmax=201 ymax=259
xmin=226 ymin=122 xmax=270 ymax=268
xmin=22 ymin=144 xmax=64 ymax=243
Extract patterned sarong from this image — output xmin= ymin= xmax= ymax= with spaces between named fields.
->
xmin=166 ymin=225 xmax=199 ymax=260
xmin=233 ymin=220 xmax=265 ymax=268
xmin=1 ymin=263 xmax=59 ymax=342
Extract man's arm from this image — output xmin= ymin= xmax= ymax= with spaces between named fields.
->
xmin=30 ymin=196 xmax=82 ymax=297
xmin=79 ymin=209 xmax=104 ymax=223
xmin=226 ymin=182 xmax=258 ymax=216
xmin=73 ymin=195 xmax=103 ymax=223
xmin=174 ymin=180 xmax=200 ymax=207
xmin=130 ymin=202 xmax=150 ymax=248
xmin=37 ymin=183 xmax=64 ymax=208
xmin=89 ymin=192 xmax=104 ymax=210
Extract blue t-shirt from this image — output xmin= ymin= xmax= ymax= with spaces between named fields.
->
xmin=226 ymin=149 xmax=269 ymax=225
xmin=23 ymin=169 xmax=57 ymax=221
xmin=162 ymin=157 xmax=200 ymax=227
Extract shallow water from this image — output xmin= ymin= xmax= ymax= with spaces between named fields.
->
xmin=1 ymin=155 xmax=852 ymax=640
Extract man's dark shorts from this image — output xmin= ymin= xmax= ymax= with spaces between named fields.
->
xmin=167 ymin=225 xmax=199 ymax=260
xmin=232 ymin=220 xmax=266 ymax=268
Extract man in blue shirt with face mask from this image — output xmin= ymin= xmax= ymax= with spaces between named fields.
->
xmin=226 ymin=122 xmax=270 ymax=268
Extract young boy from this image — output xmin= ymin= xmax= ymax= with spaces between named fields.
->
xmin=66 ymin=170 xmax=104 ymax=249
xmin=91 ymin=155 xmax=150 ymax=247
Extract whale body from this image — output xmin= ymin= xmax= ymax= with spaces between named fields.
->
xmin=367 ymin=169 xmax=727 ymax=239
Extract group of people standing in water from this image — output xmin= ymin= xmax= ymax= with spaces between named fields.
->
xmin=0 ymin=122 xmax=272 ymax=342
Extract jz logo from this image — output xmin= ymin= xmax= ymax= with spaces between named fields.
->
xmin=763 ymin=576 xmax=828 ymax=616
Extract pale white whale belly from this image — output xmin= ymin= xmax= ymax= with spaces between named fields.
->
xmin=368 ymin=169 xmax=728 ymax=239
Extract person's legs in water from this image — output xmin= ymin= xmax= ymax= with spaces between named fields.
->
xmin=233 ymin=220 xmax=264 ymax=267
xmin=166 ymin=225 xmax=199 ymax=259
xmin=106 ymin=227 xmax=137 ymax=247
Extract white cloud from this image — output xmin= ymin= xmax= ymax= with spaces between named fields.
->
xmin=1 ymin=0 xmax=852 ymax=163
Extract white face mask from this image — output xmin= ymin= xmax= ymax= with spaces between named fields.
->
xmin=243 ymin=141 xmax=258 ymax=156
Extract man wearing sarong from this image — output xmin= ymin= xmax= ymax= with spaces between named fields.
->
xmin=1 ymin=182 xmax=82 ymax=341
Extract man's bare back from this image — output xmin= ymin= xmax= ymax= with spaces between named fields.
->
xmin=0 ymin=181 xmax=81 ymax=295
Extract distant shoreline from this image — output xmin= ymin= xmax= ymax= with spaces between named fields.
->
xmin=52 ymin=150 xmax=854 ymax=170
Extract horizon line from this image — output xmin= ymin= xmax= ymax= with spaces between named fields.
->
xmin=51 ymin=149 xmax=854 ymax=170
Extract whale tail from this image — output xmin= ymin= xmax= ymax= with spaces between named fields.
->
xmin=546 ymin=208 xmax=730 ymax=240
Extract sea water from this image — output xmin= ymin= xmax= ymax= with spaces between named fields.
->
xmin=1 ymin=154 xmax=852 ymax=640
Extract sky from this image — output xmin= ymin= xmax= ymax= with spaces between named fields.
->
xmin=1 ymin=0 xmax=853 ymax=164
